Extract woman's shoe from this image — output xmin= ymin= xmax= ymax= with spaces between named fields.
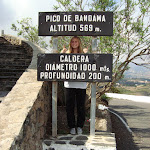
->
xmin=70 ymin=128 xmax=76 ymax=135
xmin=77 ymin=127 xmax=83 ymax=134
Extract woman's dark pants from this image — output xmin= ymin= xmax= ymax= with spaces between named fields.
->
xmin=65 ymin=88 xmax=86 ymax=129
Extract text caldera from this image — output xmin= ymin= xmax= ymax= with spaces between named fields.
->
xmin=59 ymin=55 xmax=89 ymax=63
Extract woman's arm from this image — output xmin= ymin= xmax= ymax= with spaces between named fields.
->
xmin=83 ymin=47 xmax=89 ymax=53
xmin=60 ymin=45 xmax=68 ymax=53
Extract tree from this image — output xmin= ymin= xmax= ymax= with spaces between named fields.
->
xmin=96 ymin=0 xmax=150 ymax=97
xmin=54 ymin=0 xmax=150 ymax=104
xmin=11 ymin=18 xmax=48 ymax=49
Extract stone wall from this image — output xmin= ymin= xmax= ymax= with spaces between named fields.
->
xmin=10 ymin=81 xmax=52 ymax=150
xmin=3 ymin=34 xmax=33 ymax=57
xmin=0 ymin=35 xmax=52 ymax=150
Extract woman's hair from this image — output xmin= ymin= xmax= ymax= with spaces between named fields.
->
xmin=67 ymin=36 xmax=83 ymax=53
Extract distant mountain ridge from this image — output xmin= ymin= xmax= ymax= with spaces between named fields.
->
xmin=124 ymin=63 xmax=150 ymax=79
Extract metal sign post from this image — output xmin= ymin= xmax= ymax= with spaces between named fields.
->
xmin=52 ymin=37 xmax=58 ymax=137
xmin=90 ymin=36 xmax=97 ymax=136
xmin=90 ymin=82 xmax=96 ymax=136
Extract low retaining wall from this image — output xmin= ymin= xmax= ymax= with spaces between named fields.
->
xmin=0 ymin=35 xmax=52 ymax=150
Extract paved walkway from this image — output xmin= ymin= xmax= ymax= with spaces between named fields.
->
xmin=42 ymin=132 xmax=116 ymax=150
xmin=106 ymin=93 xmax=150 ymax=103
xmin=109 ymin=97 xmax=150 ymax=150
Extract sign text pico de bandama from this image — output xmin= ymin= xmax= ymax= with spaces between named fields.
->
xmin=38 ymin=11 xmax=113 ymax=36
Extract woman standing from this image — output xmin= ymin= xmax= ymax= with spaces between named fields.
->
xmin=61 ymin=36 xmax=88 ymax=135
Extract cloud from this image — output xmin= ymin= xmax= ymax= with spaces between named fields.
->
xmin=0 ymin=0 xmax=56 ymax=35
xmin=0 ymin=0 xmax=16 ymax=26
xmin=0 ymin=0 xmax=64 ymax=36
xmin=23 ymin=0 xmax=56 ymax=26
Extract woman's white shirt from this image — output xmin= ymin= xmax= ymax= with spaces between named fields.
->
xmin=64 ymin=81 xmax=87 ymax=89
